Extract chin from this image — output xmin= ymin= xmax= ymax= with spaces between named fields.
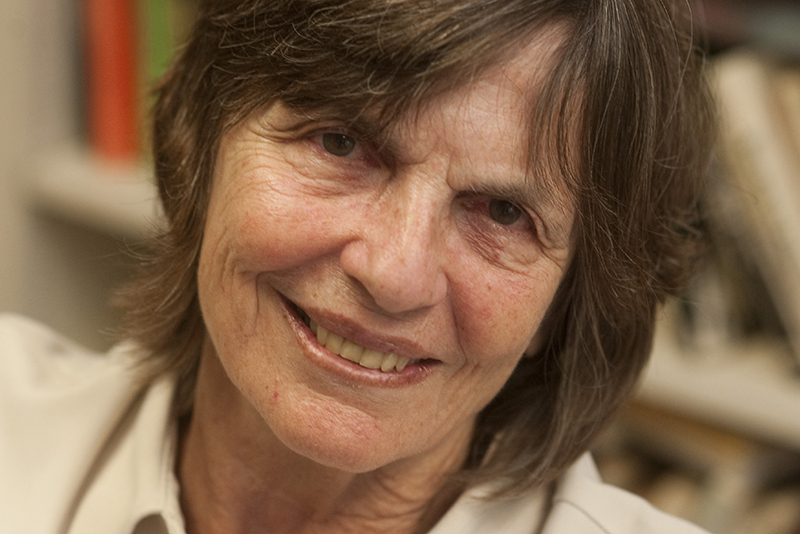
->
xmin=257 ymin=389 xmax=403 ymax=473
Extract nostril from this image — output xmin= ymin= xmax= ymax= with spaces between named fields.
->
xmin=340 ymin=220 xmax=447 ymax=314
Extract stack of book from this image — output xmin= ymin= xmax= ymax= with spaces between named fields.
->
xmin=710 ymin=50 xmax=800 ymax=367
xmin=80 ymin=0 xmax=198 ymax=161
xmin=595 ymin=403 xmax=800 ymax=534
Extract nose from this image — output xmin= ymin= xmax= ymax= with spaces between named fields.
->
xmin=340 ymin=178 xmax=449 ymax=315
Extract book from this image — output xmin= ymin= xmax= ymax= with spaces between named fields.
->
xmin=82 ymin=0 xmax=140 ymax=161
xmin=711 ymin=51 xmax=800 ymax=365
xmin=595 ymin=402 xmax=800 ymax=534
xmin=139 ymin=0 xmax=173 ymax=91
xmin=81 ymin=0 xmax=198 ymax=162
xmin=139 ymin=0 xmax=197 ymax=90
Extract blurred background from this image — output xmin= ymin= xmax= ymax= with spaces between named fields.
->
xmin=0 ymin=0 xmax=193 ymax=348
xmin=0 ymin=1 xmax=799 ymax=532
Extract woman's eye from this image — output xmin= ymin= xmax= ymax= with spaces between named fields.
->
xmin=321 ymin=132 xmax=357 ymax=157
xmin=488 ymin=199 xmax=523 ymax=226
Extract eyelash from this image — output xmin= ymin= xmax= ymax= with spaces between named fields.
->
xmin=463 ymin=195 xmax=539 ymax=236
xmin=307 ymin=129 xmax=377 ymax=165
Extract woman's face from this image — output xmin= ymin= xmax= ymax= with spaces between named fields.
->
xmin=197 ymin=36 xmax=574 ymax=473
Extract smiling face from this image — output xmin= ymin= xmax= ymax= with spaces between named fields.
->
xmin=197 ymin=33 xmax=575 ymax=474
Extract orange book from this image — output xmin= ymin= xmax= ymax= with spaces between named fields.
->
xmin=83 ymin=0 xmax=140 ymax=161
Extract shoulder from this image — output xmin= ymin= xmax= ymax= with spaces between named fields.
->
xmin=0 ymin=315 xmax=169 ymax=533
xmin=0 ymin=313 xmax=147 ymax=443
xmin=0 ymin=313 xmax=144 ymax=431
xmin=430 ymin=453 xmax=708 ymax=534
xmin=0 ymin=315 xmax=149 ymax=532
xmin=0 ymin=314 xmax=125 ymax=386
xmin=543 ymin=455 xmax=710 ymax=534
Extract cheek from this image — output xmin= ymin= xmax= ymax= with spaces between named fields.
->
xmin=453 ymin=268 xmax=558 ymax=361
xmin=204 ymin=167 xmax=365 ymax=275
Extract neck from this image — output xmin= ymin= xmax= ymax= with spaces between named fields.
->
xmin=178 ymin=348 xmax=469 ymax=534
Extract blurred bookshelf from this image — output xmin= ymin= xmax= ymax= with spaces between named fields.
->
xmin=30 ymin=143 xmax=162 ymax=239
xmin=11 ymin=0 xmax=196 ymax=350
xmin=28 ymin=0 xmax=196 ymax=238
xmin=594 ymin=2 xmax=800 ymax=533
xmin=640 ymin=326 xmax=800 ymax=452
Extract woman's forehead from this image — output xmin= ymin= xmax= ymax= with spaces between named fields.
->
xmin=399 ymin=23 xmax=570 ymax=135
xmin=279 ymin=19 xmax=572 ymax=125
xmin=261 ymin=21 xmax=577 ymax=237
xmin=398 ymin=24 xmax=576 ymax=229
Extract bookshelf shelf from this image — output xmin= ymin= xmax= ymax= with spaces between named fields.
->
xmin=29 ymin=143 xmax=163 ymax=239
xmin=639 ymin=333 xmax=800 ymax=452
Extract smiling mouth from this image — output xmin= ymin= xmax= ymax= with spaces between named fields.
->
xmin=292 ymin=304 xmax=416 ymax=373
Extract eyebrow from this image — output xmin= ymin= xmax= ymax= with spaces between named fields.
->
xmin=272 ymin=104 xmax=386 ymax=137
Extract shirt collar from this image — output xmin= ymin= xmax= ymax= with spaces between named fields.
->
xmin=67 ymin=374 xmax=186 ymax=534
xmin=129 ymin=375 xmax=185 ymax=534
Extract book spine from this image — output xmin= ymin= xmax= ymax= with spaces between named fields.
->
xmin=141 ymin=0 xmax=173 ymax=88
xmin=83 ymin=0 xmax=140 ymax=161
xmin=714 ymin=52 xmax=800 ymax=364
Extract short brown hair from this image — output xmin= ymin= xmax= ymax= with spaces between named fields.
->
xmin=118 ymin=0 xmax=714 ymax=496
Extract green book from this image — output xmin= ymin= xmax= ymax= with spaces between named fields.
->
xmin=140 ymin=0 xmax=174 ymax=89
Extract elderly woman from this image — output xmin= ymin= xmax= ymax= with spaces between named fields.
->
xmin=1 ymin=0 xmax=714 ymax=533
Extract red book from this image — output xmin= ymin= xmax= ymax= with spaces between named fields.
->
xmin=83 ymin=0 xmax=140 ymax=161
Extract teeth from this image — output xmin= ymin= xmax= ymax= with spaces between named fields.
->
xmin=340 ymin=340 xmax=365 ymax=363
xmin=314 ymin=323 xmax=328 ymax=345
xmin=380 ymin=352 xmax=398 ymax=372
xmin=310 ymin=323 xmax=413 ymax=373
xmin=396 ymin=356 xmax=411 ymax=372
xmin=324 ymin=330 xmax=344 ymax=354
xmin=360 ymin=349 xmax=384 ymax=369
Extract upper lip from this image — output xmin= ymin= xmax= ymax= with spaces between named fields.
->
xmin=285 ymin=296 xmax=440 ymax=363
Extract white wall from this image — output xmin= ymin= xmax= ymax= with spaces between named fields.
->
xmin=0 ymin=0 xmax=34 ymax=313
xmin=0 ymin=0 xmax=133 ymax=350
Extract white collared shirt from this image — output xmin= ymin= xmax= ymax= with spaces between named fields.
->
xmin=0 ymin=315 xmax=709 ymax=534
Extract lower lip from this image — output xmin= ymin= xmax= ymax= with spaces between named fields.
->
xmin=280 ymin=298 xmax=436 ymax=388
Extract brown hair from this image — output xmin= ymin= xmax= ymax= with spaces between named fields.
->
xmin=118 ymin=0 xmax=714 ymax=496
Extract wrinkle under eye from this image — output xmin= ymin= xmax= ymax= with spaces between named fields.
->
xmin=489 ymin=199 xmax=523 ymax=226
xmin=322 ymin=133 xmax=357 ymax=157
